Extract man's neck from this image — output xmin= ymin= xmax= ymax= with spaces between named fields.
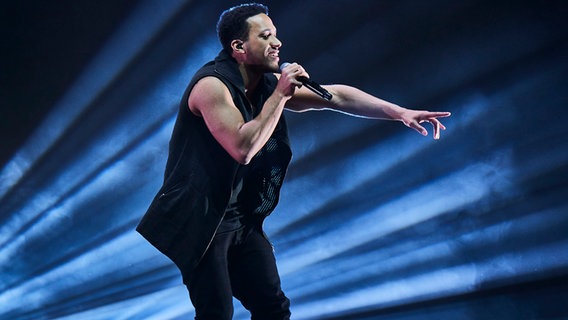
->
xmin=238 ymin=64 xmax=262 ymax=96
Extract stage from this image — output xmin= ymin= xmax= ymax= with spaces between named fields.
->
xmin=1 ymin=0 xmax=567 ymax=319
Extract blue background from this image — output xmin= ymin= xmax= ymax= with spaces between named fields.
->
xmin=1 ymin=0 xmax=567 ymax=319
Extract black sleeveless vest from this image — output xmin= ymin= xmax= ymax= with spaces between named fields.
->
xmin=136 ymin=50 xmax=292 ymax=282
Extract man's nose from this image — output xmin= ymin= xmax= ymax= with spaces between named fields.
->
xmin=272 ymin=37 xmax=282 ymax=47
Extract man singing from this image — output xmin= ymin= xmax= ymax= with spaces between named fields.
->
xmin=137 ymin=3 xmax=451 ymax=319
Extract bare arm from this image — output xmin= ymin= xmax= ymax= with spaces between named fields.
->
xmin=285 ymin=78 xmax=451 ymax=139
xmin=188 ymin=71 xmax=300 ymax=164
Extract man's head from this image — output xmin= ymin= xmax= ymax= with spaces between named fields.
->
xmin=217 ymin=3 xmax=269 ymax=53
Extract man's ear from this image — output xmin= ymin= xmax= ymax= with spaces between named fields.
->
xmin=231 ymin=40 xmax=245 ymax=53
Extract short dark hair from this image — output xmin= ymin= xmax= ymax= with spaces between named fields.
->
xmin=216 ymin=3 xmax=269 ymax=52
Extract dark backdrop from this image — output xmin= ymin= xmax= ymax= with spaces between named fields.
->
xmin=1 ymin=1 xmax=567 ymax=319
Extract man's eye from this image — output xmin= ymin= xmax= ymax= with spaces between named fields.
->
xmin=261 ymin=34 xmax=270 ymax=40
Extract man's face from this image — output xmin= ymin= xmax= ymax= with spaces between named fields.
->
xmin=242 ymin=13 xmax=282 ymax=72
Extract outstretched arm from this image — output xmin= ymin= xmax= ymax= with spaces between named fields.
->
xmin=281 ymin=65 xmax=451 ymax=139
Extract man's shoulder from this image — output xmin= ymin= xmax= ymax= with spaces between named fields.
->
xmin=191 ymin=60 xmax=217 ymax=81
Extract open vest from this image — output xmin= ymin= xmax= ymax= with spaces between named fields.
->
xmin=136 ymin=50 xmax=292 ymax=282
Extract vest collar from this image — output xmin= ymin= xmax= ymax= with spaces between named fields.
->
xmin=213 ymin=50 xmax=246 ymax=96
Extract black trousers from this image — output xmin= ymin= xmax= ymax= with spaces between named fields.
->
xmin=187 ymin=226 xmax=291 ymax=320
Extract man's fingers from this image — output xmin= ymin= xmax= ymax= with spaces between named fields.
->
xmin=431 ymin=111 xmax=451 ymax=118
xmin=431 ymin=118 xmax=446 ymax=131
xmin=433 ymin=122 xmax=440 ymax=140
xmin=411 ymin=122 xmax=428 ymax=136
xmin=409 ymin=113 xmax=450 ymax=139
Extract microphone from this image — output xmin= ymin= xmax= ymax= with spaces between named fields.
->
xmin=280 ymin=62 xmax=333 ymax=101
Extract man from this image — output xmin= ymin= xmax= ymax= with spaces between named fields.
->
xmin=137 ymin=3 xmax=451 ymax=319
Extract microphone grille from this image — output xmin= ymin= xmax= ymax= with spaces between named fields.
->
xmin=279 ymin=62 xmax=290 ymax=71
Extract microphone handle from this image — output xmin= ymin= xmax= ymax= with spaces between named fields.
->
xmin=280 ymin=62 xmax=333 ymax=101
xmin=299 ymin=76 xmax=333 ymax=101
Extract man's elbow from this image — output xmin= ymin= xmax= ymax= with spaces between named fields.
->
xmin=234 ymin=155 xmax=252 ymax=165
xmin=232 ymin=148 xmax=255 ymax=165
xmin=217 ymin=135 xmax=255 ymax=164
